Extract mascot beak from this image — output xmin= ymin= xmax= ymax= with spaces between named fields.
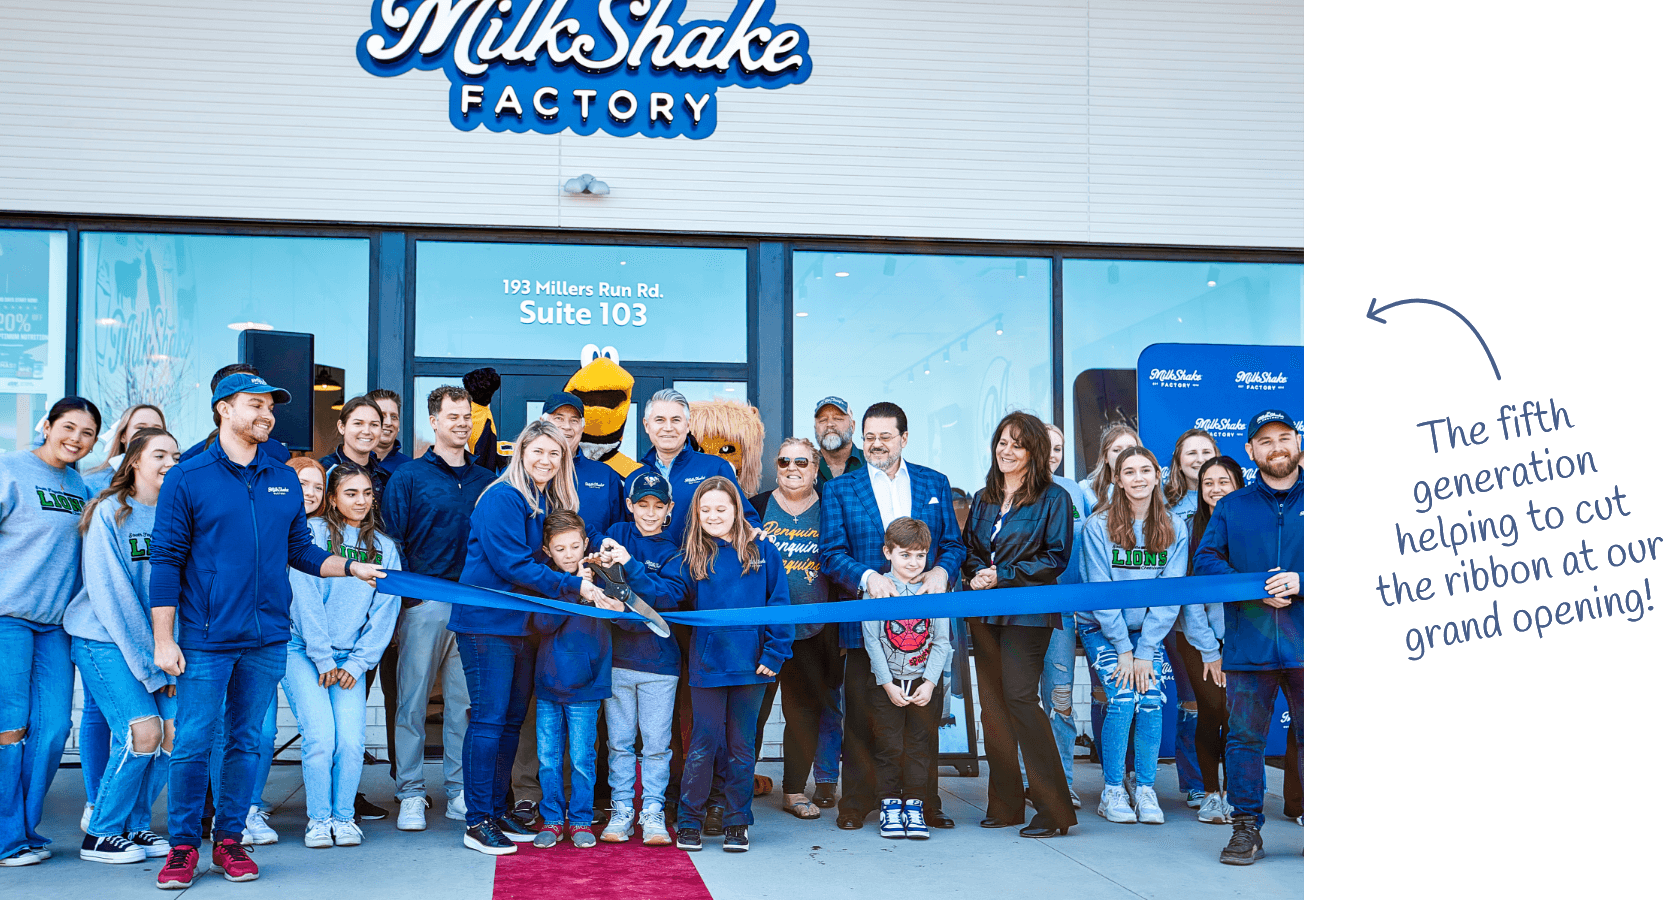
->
xmin=566 ymin=356 xmax=634 ymax=441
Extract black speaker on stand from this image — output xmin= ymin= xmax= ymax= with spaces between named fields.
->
xmin=238 ymin=329 xmax=315 ymax=453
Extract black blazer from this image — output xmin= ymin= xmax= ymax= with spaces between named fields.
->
xmin=960 ymin=482 xmax=1075 ymax=629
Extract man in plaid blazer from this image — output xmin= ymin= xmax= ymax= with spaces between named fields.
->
xmin=819 ymin=401 xmax=967 ymax=830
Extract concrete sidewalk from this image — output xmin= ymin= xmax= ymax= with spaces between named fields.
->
xmin=3 ymin=760 xmax=1301 ymax=899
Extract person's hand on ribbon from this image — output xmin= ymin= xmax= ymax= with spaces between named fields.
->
xmin=1262 ymin=566 xmax=1298 ymax=608
xmin=348 ymin=560 xmax=385 ymax=588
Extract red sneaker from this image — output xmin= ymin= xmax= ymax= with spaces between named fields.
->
xmin=211 ymin=838 xmax=260 ymax=882
xmin=532 ymin=823 xmax=563 ymax=849
xmin=156 ymin=845 xmax=198 ymax=890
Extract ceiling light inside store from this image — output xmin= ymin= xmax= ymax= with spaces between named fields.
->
xmin=228 ymin=321 xmax=273 ymax=331
xmin=1206 ymin=265 xmax=1220 ymax=288
xmin=1016 ymin=261 xmax=1028 ymax=278
xmin=796 ymin=312 xmax=809 ymax=317
xmin=95 ymin=317 xmax=121 ymax=327
xmin=834 ymin=272 xmax=849 ymax=277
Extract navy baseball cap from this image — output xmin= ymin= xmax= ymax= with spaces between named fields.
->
xmin=627 ymin=470 xmax=672 ymax=504
xmin=212 ymin=372 xmax=291 ymax=406
xmin=1246 ymin=409 xmax=1298 ymax=441
xmin=814 ymin=396 xmax=849 ymax=416
xmin=542 ymin=391 xmax=585 ymax=416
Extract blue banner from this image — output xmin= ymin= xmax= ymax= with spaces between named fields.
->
xmin=1137 ymin=341 xmax=1303 ymax=759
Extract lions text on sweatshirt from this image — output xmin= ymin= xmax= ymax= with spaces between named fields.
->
xmin=287 ymin=521 xmax=402 ymax=681
xmin=0 ymin=450 xmax=91 ymax=625
xmin=1076 ymin=510 xmax=1220 ymax=664
xmin=63 ymin=498 xmax=175 ymax=692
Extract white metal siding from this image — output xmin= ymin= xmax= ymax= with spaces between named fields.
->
xmin=0 ymin=0 xmax=1300 ymax=247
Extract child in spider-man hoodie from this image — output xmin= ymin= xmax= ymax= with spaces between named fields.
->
xmin=860 ymin=517 xmax=952 ymax=843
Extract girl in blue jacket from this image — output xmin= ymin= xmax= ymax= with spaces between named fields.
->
xmin=1077 ymin=446 xmax=1219 ymax=827
xmin=281 ymin=462 xmax=402 ymax=850
xmin=617 ymin=476 xmax=792 ymax=853
xmin=63 ymin=427 xmax=178 ymax=865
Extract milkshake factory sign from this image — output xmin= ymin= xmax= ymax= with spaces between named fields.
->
xmin=357 ymin=0 xmax=814 ymax=139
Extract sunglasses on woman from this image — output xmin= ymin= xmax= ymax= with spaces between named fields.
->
xmin=777 ymin=456 xmax=813 ymax=469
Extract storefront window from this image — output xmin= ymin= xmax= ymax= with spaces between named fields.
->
xmin=0 ymin=229 xmax=68 ymax=452
xmin=792 ymin=252 xmax=1052 ymax=495
xmin=415 ymin=241 xmax=747 ymax=363
xmin=1061 ymin=259 xmax=1303 ymax=479
xmin=79 ymin=233 xmax=370 ymax=458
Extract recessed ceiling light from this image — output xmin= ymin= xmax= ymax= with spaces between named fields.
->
xmin=995 ymin=329 xmax=1004 ymax=336
xmin=620 ymin=261 xmax=627 ymax=265
xmin=227 ymin=321 xmax=273 ymax=331
xmin=834 ymin=271 xmax=849 ymax=277
xmin=795 ymin=311 xmax=809 ymax=317
xmin=95 ymin=317 xmax=121 ymax=326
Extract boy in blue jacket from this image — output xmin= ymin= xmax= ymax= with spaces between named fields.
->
xmin=599 ymin=472 xmax=682 ymax=845
xmin=529 ymin=509 xmax=623 ymax=850
xmin=1192 ymin=409 xmax=1304 ymax=867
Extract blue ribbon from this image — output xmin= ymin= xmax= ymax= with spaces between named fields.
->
xmin=381 ymin=569 xmax=1273 ymax=628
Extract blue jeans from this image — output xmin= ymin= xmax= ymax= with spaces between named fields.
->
xmin=458 ymin=632 xmax=535 ymax=825
xmin=536 ymin=698 xmax=601 ymax=826
xmin=72 ymin=638 xmax=176 ymax=837
xmin=682 ymin=683 xmax=766 ymax=830
xmin=814 ymin=686 xmax=843 ymax=784
xmin=0 ymin=618 xmax=73 ymax=857
xmin=605 ymin=668 xmax=677 ymax=805
xmin=1035 ymin=613 xmax=1077 ymax=789
xmin=206 ymin=692 xmax=278 ymax=814
xmin=1162 ymin=634 xmax=1203 ymax=794
xmin=1079 ymin=625 xmax=1164 ymax=788
xmin=80 ymin=683 xmax=111 ymax=805
xmin=1226 ymin=668 xmax=1303 ymax=827
xmin=167 ymin=642 xmax=286 ymax=847
xmin=282 ymin=645 xmax=368 ymax=823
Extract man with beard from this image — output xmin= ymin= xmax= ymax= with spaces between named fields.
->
xmin=813 ymin=397 xmax=865 ymax=490
xmin=1192 ymin=409 xmax=1304 ymax=868
xmin=819 ymin=402 xmax=965 ymax=830
xmin=150 ymin=373 xmax=385 ymax=888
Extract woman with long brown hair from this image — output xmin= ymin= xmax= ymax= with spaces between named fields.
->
xmin=84 ymin=404 xmax=166 ymax=494
xmin=1075 ymin=446 xmax=1219 ymax=826
xmin=960 ymin=411 xmax=1077 ymax=837
xmin=616 ymin=476 xmax=793 ymax=853
xmin=1079 ymin=420 xmax=1140 ymax=512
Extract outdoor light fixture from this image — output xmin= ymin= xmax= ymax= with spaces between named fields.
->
xmin=563 ymin=174 xmax=610 ymax=195
xmin=314 ymin=366 xmax=342 ymax=392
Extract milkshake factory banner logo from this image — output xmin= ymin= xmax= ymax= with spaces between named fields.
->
xmin=357 ymin=0 xmax=814 ymax=139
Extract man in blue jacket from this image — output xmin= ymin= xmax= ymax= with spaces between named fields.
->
xmin=382 ymin=385 xmax=495 ymax=831
xmin=176 ymin=364 xmax=290 ymax=464
xmin=149 ymin=373 xmax=384 ymax=889
xmin=633 ymin=388 xmax=760 ymax=539
xmin=1192 ymin=409 xmax=1303 ymax=867
xmin=541 ymin=391 xmax=625 ymax=533
xmin=818 ymin=401 xmax=966 ymax=831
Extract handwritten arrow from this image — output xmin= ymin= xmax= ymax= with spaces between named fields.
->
xmin=1367 ymin=298 xmax=1501 ymax=381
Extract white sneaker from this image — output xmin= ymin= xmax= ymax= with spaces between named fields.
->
xmin=304 ymin=818 xmax=334 ymax=849
xmin=600 ymin=802 xmax=635 ymax=843
xmin=245 ymin=805 xmax=279 ymax=845
xmin=1134 ymin=785 xmax=1165 ymax=825
xmin=81 ymin=802 xmax=94 ymax=834
xmin=332 ymin=819 xmax=363 ymax=846
xmin=397 ymin=797 xmax=428 ymax=832
xmin=445 ymin=794 xmax=467 ymax=822
xmin=1097 ymin=784 xmax=1136 ymax=824
xmin=639 ymin=804 xmax=672 ymax=846
xmin=1198 ymin=791 xmax=1231 ymax=824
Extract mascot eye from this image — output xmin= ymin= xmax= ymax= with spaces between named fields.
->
xmin=579 ymin=343 xmax=602 ymax=367
xmin=601 ymin=346 xmax=621 ymax=364
xmin=720 ymin=444 xmax=738 ymax=455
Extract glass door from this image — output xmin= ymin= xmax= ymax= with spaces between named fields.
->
xmin=496 ymin=372 xmax=748 ymax=470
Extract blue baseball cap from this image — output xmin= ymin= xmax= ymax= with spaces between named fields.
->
xmin=212 ymin=372 xmax=291 ymax=406
xmin=814 ymin=396 xmax=849 ymax=416
xmin=1246 ymin=409 xmax=1298 ymax=442
xmin=627 ymin=470 xmax=672 ymax=504
xmin=542 ymin=391 xmax=585 ymax=416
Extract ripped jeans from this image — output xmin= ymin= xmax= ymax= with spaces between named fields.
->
xmin=1077 ymin=624 xmax=1164 ymax=789
xmin=71 ymin=637 xmax=175 ymax=837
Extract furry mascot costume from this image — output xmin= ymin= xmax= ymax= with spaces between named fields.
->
xmin=565 ymin=354 xmax=640 ymax=478
xmin=464 ymin=366 xmax=510 ymax=472
xmin=688 ymin=398 xmax=774 ymax=796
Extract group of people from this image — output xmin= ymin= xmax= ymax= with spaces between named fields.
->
xmin=0 ymin=365 xmax=1303 ymax=889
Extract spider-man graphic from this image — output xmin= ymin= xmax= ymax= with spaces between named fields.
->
xmin=886 ymin=618 xmax=933 ymax=669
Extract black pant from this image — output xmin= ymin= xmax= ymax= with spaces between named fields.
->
xmin=1174 ymin=631 xmax=1228 ymax=794
xmin=756 ymin=628 xmax=842 ymax=795
xmin=868 ymin=680 xmax=942 ymax=802
xmin=840 ymin=646 xmax=944 ymax=816
xmin=364 ymin=641 xmax=401 ymax=777
xmin=968 ymin=620 xmax=1076 ymax=828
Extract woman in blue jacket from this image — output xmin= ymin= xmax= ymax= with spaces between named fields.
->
xmin=0 ymin=396 xmax=101 ymax=867
xmin=452 ymin=420 xmax=612 ymax=856
xmin=618 ymin=476 xmax=792 ymax=854
xmin=282 ymin=462 xmax=402 ymax=850
xmin=64 ymin=427 xmax=178 ymax=864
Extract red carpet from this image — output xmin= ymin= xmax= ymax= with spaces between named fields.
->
xmin=491 ymin=834 xmax=713 ymax=900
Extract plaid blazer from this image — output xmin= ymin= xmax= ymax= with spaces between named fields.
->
xmin=818 ymin=462 xmax=966 ymax=648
